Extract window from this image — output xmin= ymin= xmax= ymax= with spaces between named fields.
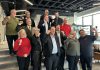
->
xmin=76 ymin=17 xmax=82 ymax=25
xmin=83 ymin=16 xmax=92 ymax=25
xmin=93 ymin=14 xmax=100 ymax=32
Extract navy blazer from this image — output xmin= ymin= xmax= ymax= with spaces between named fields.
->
xmin=38 ymin=20 xmax=51 ymax=42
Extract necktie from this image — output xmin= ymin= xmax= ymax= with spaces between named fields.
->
xmin=29 ymin=26 xmax=31 ymax=31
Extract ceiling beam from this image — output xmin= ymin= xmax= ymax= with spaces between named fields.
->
xmin=28 ymin=6 xmax=71 ymax=11
xmin=63 ymin=0 xmax=77 ymax=8
xmin=57 ymin=0 xmax=69 ymax=8
xmin=39 ymin=0 xmax=43 ymax=4
xmin=69 ymin=0 xmax=85 ymax=9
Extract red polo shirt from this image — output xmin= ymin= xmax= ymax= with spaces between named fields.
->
xmin=14 ymin=38 xmax=31 ymax=57
xmin=60 ymin=23 xmax=71 ymax=37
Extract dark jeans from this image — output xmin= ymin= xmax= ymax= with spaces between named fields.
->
xmin=57 ymin=47 xmax=65 ymax=70
xmin=32 ymin=51 xmax=41 ymax=70
xmin=46 ymin=54 xmax=59 ymax=70
xmin=67 ymin=55 xmax=79 ymax=70
xmin=6 ymin=35 xmax=18 ymax=54
xmin=17 ymin=56 xmax=30 ymax=70
xmin=80 ymin=56 xmax=92 ymax=70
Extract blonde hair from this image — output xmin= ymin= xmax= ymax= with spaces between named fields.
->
xmin=18 ymin=29 xmax=27 ymax=38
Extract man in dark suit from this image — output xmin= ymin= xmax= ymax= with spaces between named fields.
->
xmin=51 ymin=12 xmax=63 ymax=26
xmin=56 ymin=25 xmax=67 ymax=70
xmin=16 ymin=18 xmax=32 ymax=40
xmin=43 ymin=26 xmax=60 ymax=70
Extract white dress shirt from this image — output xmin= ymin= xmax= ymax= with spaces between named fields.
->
xmin=44 ymin=20 xmax=48 ymax=33
xmin=51 ymin=35 xmax=58 ymax=54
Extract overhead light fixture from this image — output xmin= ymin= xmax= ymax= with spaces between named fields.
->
xmin=24 ymin=0 xmax=33 ymax=5
xmin=79 ymin=7 xmax=83 ymax=10
xmin=65 ymin=11 xmax=69 ymax=12
xmin=16 ymin=14 xmax=25 ymax=17
xmin=93 ymin=2 xmax=100 ymax=6
xmin=16 ymin=10 xmax=26 ymax=12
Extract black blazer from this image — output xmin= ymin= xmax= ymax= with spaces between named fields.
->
xmin=38 ymin=20 xmax=51 ymax=42
xmin=43 ymin=34 xmax=60 ymax=57
xmin=59 ymin=32 xmax=67 ymax=46
xmin=51 ymin=17 xmax=63 ymax=26
xmin=31 ymin=35 xmax=42 ymax=52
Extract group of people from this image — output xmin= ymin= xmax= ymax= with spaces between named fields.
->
xmin=2 ymin=9 xmax=98 ymax=70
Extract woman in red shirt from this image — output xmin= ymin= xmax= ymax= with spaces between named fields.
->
xmin=14 ymin=29 xmax=31 ymax=70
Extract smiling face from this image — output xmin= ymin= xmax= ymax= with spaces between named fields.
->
xmin=50 ymin=26 xmax=56 ymax=35
xmin=79 ymin=29 xmax=86 ymax=37
xmin=68 ymin=31 xmax=77 ymax=39
xmin=18 ymin=29 xmax=27 ymax=38
xmin=56 ymin=25 xmax=60 ymax=31
xmin=26 ymin=18 xmax=32 ymax=26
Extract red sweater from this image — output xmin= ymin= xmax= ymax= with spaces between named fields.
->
xmin=14 ymin=38 xmax=31 ymax=57
xmin=60 ymin=24 xmax=71 ymax=37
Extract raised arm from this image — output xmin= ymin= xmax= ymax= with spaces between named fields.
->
xmin=2 ymin=16 xmax=10 ymax=25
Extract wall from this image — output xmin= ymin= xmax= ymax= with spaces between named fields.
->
xmin=0 ymin=4 xmax=6 ymax=42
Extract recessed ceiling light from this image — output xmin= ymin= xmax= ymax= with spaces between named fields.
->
xmin=65 ymin=11 xmax=69 ymax=12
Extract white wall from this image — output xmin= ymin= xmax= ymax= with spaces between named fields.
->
xmin=0 ymin=4 xmax=6 ymax=41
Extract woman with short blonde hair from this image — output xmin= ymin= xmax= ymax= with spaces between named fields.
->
xmin=14 ymin=29 xmax=31 ymax=70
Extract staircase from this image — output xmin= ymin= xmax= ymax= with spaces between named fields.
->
xmin=0 ymin=48 xmax=18 ymax=70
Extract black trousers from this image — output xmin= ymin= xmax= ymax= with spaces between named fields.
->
xmin=57 ymin=47 xmax=65 ymax=70
xmin=67 ymin=55 xmax=79 ymax=70
xmin=80 ymin=56 xmax=92 ymax=70
xmin=46 ymin=54 xmax=59 ymax=70
xmin=17 ymin=56 xmax=30 ymax=70
xmin=6 ymin=35 xmax=18 ymax=54
xmin=31 ymin=51 xmax=41 ymax=70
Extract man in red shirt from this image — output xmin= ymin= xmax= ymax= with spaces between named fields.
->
xmin=60 ymin=18 xmax=71 ymax=37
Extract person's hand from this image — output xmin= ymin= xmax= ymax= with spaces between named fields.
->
xmin=61 ymin=31 xmax=65 ymax=35
xmin=91 ymin=28 xmax=97 ymax=32
xmin=24 ymin=54 xmax=27 ymax=57
xmin=18 ymin=21 xmax=23 ymax=25
xmin=46 ymin=30 xmax=50 ymax=34
xmin=36 ymin=32 xmax=40 ymax=37
xmin=19 ymin=39 xmax=22 ymax=45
